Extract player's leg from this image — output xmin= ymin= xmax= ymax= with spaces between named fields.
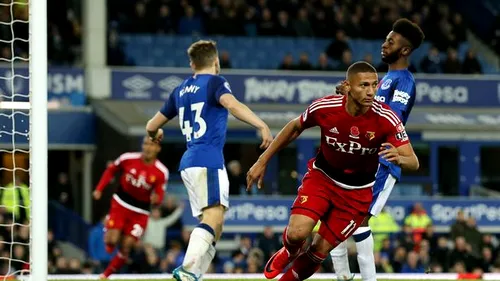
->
xmin=175 ymin=167 xmax=229 ymax=280
xmin=279 ymin=222 xmax=337 ymax=281
xmin=101 ymin=212 xmax=148 ymax=279
xmin=264 ymin=170 xmax=330 ymax=279
xmin=330 ymin=240 xmax=353 ymax=281
xmin=351 ymin=215 xmax=375 ymax=281
xmin=353 ymin=170 xmax=397 ymax=281
xmin=100 ymin=201 xmax=125 ymax=278
xmin=103 ymin=202 xmax=124 ymax=253
xmin=282 ymin=186 xmax=372 ymax=281
xmin=103 ymin=228 xmax=120 ymax=254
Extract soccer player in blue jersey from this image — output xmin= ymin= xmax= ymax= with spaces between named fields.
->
xmin=145 ymin=40 xmax=273 ymax=281
xmin=330 ymin=19 xmax=425 ymax=281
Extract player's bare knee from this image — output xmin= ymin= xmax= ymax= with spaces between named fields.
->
xmin=105 ymin=230 xmax=120 ymax=245
xmin=287 ymin=215 xmax=316 ymax=242
xmin=121 ymin=236 xmax=136 ymax=255
xmin=200 ymin=204 xmax=225 ymax=236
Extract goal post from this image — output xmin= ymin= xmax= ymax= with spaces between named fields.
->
xmin=29 ymin=0 xmax=48 ymax=279
xmin=0 ymin=0 xmax=47 ymax=278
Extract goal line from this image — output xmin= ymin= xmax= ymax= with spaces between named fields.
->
xmin=16 ymin=273 xmax=500 ymax=280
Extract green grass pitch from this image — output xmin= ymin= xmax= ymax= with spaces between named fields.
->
xmin=54 ymin=279 xmax=478 ymax=281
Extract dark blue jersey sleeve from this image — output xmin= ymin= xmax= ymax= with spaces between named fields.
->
xmin=210 ymin=76 xmax=233 ymax=102
xmin=388 ymin=78 xmax=416 ymax=124
xmin=159 ymin=88 xmax=178 ymax=119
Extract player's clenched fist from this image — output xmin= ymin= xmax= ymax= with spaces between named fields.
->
xmin=246 ymin=160 xmax=267 ymax=191
xmin=150 ymin=128 xmax=164 ymax=143
xmin=379 ymin=143 xmax=400 ymax=165
xmin=93 ymin=190 xmax=102 ymax=200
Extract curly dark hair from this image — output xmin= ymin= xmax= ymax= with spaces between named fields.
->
xmin=392 ymin=18 xmax=425 ymax=51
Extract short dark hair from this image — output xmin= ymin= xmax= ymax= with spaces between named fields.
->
xmin=392 ymin=18 xmax=425 ymax=50
xmin=347 ymin=61 xmax=377 ymax=78
xmin=187 ymin=40 xmax=218 ymax=69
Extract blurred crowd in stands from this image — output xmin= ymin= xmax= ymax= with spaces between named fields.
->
xmin=108 ymin=0 xmax=464 ymax=47
xmin=0 ymin=0 xmax=492 ymax=74
xmin=0 ymin=0 xmax=81 ymax=65
xmin=274 ymin=46 xmax=483 ymax=74
xmin=104 ymin=0 xmax=485 ymax=73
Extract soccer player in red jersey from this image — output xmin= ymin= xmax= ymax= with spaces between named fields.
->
xmin=246 ymin=61 xmax=419 ymax=281
xmin=93 ymin=136 xmax=169 ymax=279
xmin=331 ymin=19 xmax=425 ymax=281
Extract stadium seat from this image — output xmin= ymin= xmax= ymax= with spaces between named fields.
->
xmin=119 ymin=34 xmax=497 ymax=71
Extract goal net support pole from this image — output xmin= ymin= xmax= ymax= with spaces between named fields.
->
xmin=29 ymin=0 xmax=48 ymax=279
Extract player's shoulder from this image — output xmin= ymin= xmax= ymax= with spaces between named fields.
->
xmin=118 ymin=152 xmax=142 ymax=161
xmin=114 ymin=152 xmax=142 ymax=165
xmin=208 ymin=74 xmax=228 ymax=84
xmin=308 ymin=94 xmax=344 ymax=113
xmin=154 ymin=160 xmax=169 ymax=179
xmin=371 ymin=100 xmax=402 ymax=126
xmin=207 ymin=75 xmax=232 ymax=94
xmin=396 ymin=70 xmax=416 ymax=84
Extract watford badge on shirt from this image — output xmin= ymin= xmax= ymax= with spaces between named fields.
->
xmin=366 ymin=131 xmax=375 ymax=141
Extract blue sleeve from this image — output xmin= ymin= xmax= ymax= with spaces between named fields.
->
xmin=159 ymin=88 xmax=178 ymax=119
xmin=211 ymin=76 xmax=233 ymax=102
xmin=388 ymin=78 xmax=416 ymax=124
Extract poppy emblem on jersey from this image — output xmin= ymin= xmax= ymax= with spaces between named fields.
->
xmin=150 ymin=175 xmax=156 ymax=183
xmin=349 ymin=126 xmax=360 ymax=139
xmin=397 ymin=123 xmax=405 ymax=132
xmin=366 ymin=131 xmax=375 ymax=141
xmin=381 ymin=79 xmax=392 ymax=90
xmin=300 ymin=196 xmax=308 ymax=204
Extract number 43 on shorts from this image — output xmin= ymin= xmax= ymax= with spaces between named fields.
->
xmin=340 ymin=220 xmax=357 ymax=237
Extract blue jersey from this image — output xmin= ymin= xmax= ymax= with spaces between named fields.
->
xmin=376 ymin=69 xmax=416 ymax=180
xmin=160 ymin=74 xmax=232 ymax=171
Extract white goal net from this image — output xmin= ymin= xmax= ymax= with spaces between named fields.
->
xmin=0 ymin=0 xmax=47 ymax=280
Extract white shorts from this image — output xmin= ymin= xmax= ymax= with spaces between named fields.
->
xmin=180 ymin=167 xmax=230 ymax=218
xmin=369 ymin=169 xmax=397 ymax=217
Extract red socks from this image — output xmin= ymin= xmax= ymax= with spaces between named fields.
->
xmin=279 ymin=249 xmax=327 ymax=281
xmin=102 ymin=251 xmax=127 ymax=278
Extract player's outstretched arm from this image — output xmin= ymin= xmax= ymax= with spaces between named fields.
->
xmin=219 ymin=94 xmax=273 ymax=149
xmin=379 ymin=142 xmax=419 ymax=171
xmin=246 ymin=117 xmax=304 ymax=190
xmin=93 ymin=162 xmax=120 ymax=200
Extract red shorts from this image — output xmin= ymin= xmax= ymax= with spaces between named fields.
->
xmin=291 ymin=168 xmax=372 ymax=247
xmin=105 ymin=198 xmax=149 ymax=240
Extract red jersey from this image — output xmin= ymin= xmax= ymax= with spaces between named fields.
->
xmin=300 ymin=95 xmax=409 ymax=189
xmin=96 ymin=152 xmax=169 ymax=214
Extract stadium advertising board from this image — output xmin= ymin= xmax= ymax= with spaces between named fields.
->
xmin=0 ymin=66 xmax=85 ymax=106
xmin=111 ymin=68 xmax=500 ymax=106
xmin=181 ymin=198 xmax=500 ymax=231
